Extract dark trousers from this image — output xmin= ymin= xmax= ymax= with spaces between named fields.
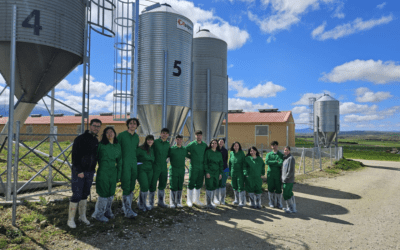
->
xmin=70 ymin=168 xmax=95 ymax=203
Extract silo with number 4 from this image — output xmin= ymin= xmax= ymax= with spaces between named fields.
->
xmin=137 ymin=3 xmax=193 ymax=137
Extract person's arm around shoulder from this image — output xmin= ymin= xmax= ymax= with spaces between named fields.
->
xmin=277 ymin=151 xmax=284 ymax=166
xmin=116 ymin=144 xmax=123 ymax=182
xmin=243 ymin=157 xmax=249 ymax=177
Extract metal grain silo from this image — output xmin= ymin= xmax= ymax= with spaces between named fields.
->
xmin=0 ymin=0 xmax=86 ymax=137
xmin=192 ymin=29 xmax=228 ymax=143
xmin=137 ymin=3 xmax=193 ymax=137
xmin=314 ymin=94 xmax=340 ymax=148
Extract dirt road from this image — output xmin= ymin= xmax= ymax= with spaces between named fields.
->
xmin=65 ymin=159 xmax=400 ymax=250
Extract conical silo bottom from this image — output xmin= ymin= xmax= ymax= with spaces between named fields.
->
xmin=192 ymin=110 xmax=226 ymax=143
xmin=0 ymin=102 xmax=36 ymax=145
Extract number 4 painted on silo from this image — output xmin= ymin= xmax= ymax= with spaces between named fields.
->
xmin=22 ymin=10 xmax=43 ymax=36
xmin=173 ymin=60 xmax=182 ymax=76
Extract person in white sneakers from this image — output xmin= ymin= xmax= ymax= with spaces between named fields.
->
xmin=282 ymin=146 xmax=297 ymax=213
xmin=68 ymin=119 xmax=101 ymax=229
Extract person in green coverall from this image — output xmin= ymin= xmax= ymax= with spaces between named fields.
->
xmin=186 ymin=130 xmax=208 ymax=207
xmin=265 ymin=141 xmax=284 ymax=208
xmin=167 ymin=134 xmax=187 ymax=208
xmin=204 ymin=139 xmax=223 ymax=209
xmin=282 ymin=146 xmax=297 ymax=213
xmin=91 ymin=127 xmax=122 ymax=222
xmin=244 ymin=146 xmax=265 ymax=209
xmin=117 ymin=118 xmax=140 ymax=218
xmin=149 ymin=128 xmax=170 ymax=208
xmin=228 ymin=141 xmax=246 ymax=207
xmin=213 ymin=138 xmax=229 ymax=205
xmin=136 ymin=135 xmax=155 ymax=212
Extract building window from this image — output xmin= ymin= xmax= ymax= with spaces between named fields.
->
xmin=26 ymin=125 xmax=33 ymax=134
xmin=77 ymin=125 xmax=81 ymax=134
xmin=255 ymin=125 xmax=269 ymax=136
xmin=218 ymin=125 xmax=225 ymax=136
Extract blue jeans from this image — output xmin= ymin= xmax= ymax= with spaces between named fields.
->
xmin=218 ymin=168 xmax=230 ymax=188
xmin=70 ymin=168 xmax=95 ymax=203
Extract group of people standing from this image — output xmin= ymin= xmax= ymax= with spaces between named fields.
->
xmin=67 ymin=118 xmax=297 ymax=229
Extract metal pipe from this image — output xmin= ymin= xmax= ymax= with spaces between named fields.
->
xmin=6 ymin=5 xmax=17 ymax=201
xmin=335 ymin=115 xmax=338 ymax=160
xmin=12 ymin=121 xmax=20 ymax=226
xmin=0 ymin=85 xmax=8 ymax=97
xmin=225 ymin=113 xmax=228 ymax=150
xmin=45 ymin=95 xmax=81 ymax=114
xmin=303 ymin=147 xmax=306 ymax=174
xmin=81 ymin=2 xmax=90 ymax=134
xmin=190 ymin=62 xmax=194 ymax=142
xmin=207 ymin=69 xmax=211 ymax=144
xmin=162 ymin=50 xmax=167 ymax=129
xmin=286 ymin=124 xmax=289 ymax=146
xmin=48 ymin=88 xmax=55 ymax=194
xmin=133 ymin=0 xmax=139 ymax=118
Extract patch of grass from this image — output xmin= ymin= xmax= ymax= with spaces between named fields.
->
xmin=332 ymin=158 xmax=365 ymax=171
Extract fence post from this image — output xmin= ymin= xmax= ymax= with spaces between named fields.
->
xmin=312 ymin=147 xmax=315 ymax=171
xmin=48 ymin=88 xmax=55 ymax=194
xmin=330 ymin=146 xmax=332 ymax=165
xmin=303 ymin=147 xmax=305 ymax=174
xmin=319 ymin=146 xmax=322 ymax=170
xmin=12 ymin=121 xmax=20 ymax=227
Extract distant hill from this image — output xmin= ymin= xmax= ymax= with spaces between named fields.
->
xmin=0 ymin=107 xmax=74 ymax=117
xmin=295 ymin=129 xmax=400 ymax=136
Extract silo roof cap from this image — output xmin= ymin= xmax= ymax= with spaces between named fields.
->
xmin=142 ymin=2 xmax=181 ymax=15
xmin=316 ymin=94 xmax=338 ymax=102
xmin=194 ymin=29 xmax=224 ymax=41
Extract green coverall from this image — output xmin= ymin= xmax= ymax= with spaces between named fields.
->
xmin=244 ymin=156 xmax=265 ymax=194
xmin=117 ymin=131 xmax=139 ymax=196
xmin=136 ymin=147 xmax=155 ymax=192
xmin=204 ymin=149 xmax=223 ymax=191
xmin=168 ymin=145 xmax=187 ymax=191
xmin=186 ymin=140 xmax=207 ymax=190
xmin=149 ymin=138 xmax=170 ymax=192
xmin=229 ymin=150 xmax=246 ymax=192
xmin=265 ymin=151 xmax=284 ymax=194
xmin=96 ymin=143 xmax=122 ymax=198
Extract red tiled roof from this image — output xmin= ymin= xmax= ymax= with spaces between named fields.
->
xmin=0 ymin=115 xmax=127 ymax=125
xmin=225 ymin=111 xmax=292 ymax=123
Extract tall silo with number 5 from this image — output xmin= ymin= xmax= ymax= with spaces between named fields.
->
xmin=137 ymin=3 xmax=193 ymax=137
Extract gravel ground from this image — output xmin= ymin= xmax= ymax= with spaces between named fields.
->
xmin=55 ymin=159 xmax=400 ymax=250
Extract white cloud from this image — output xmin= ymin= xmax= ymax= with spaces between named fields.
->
xmin=228 ymin=98 xmax=274 ymax=111
xmin=344 ymin=114 xmax=383 ymax=122
xmin=248 ymin=0 xmax=338 ymax=34
xmin=332 ymin=2 xmax=345 ymax=19
xmin=267 ymin=35 xmax=276 ymax=43
xmin=55 ymin=76 xmax=112 ymax=97
xmin=292 ymin=91 xmax=335 ymax=105
xmin=229 ymin=77 xmax=286 ymax=98
xmin=376 ymin=2 xmax=386 ymax=9
xmin=292 ymin=106 xmax=307 ymax=114
xmin=312 ymin=15 xmax=393 ymax=40
xmin=0 ymin=74 xmax=5 ymax=85
xmin=229 ymin=0 xmax=255 ymax=3
xmin=340 ymin=102 xmax=378 ymax=115
xmin=355 ymin=87 xmax=392 ymax=103
xmin=320 ymin=59 xmax=400 ymax=84
xmin=228 ymin=64 xmax=234 ymax=69
xmin=294 ymin=113 xmax=309 ymax=124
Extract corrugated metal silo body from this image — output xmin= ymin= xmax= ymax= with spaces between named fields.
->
xmin=313 ymin=94 xmax=340 ymax=147
xmin=0 ymin=0 xmax=85 ymax=138
xmin=137 ymin=4 xmax=193 ymax=137
xmin=192 ymin=30 xmax=228 ymax=141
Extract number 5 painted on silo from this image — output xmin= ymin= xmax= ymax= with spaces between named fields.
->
xmin=22 ymin=10 xmax=43 ymax=36
xmin=173 ymin=60 xmax=182 ymax=76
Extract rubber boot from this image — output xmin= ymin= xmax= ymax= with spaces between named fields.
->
xmin=187 ymin=189 xmax=193 ymax=207
xmin=283 ymin=198 xmax=291 ymax=213
xmin=213 ymin=188 xmax=220 ymax=205
xmin=248 ymin=193 xmax=256 ymax=208
xmin=268 ymin=192 xmax=275 ymax=208
xmin=276 ymin=193 xmax=283 ymax=209
xmin=291 ymin=196 xmax=297 ymax=213
xmin=91 ymin=197 xmax=109 ymax=222
xmin=169 ymin=191 xmax=176 ymax=209
xmin=144 ymin=191 xmax=152 ymax=211
xmin=104 ymin=196 xmax=115 ymax=219
xmin=232 ymin=190 xmax=239 ymax=205
xmin=220 ymin=187 xmax=226 ymax=205
xmin=206 ymin=190 xmax=215 ymax=209
xmin=255 ymin=194 xmax=262 ymax=209
xmin=176 ymin=191 xmax=183 ymax=208
xmin=194 ymin=189 xmax=204 ymax=206
xmin=122 ymin=194 xmax=136 ymax=218
xmin=149 ymin=191 xmax=155 ymax=209
xmin=78 ymin=200 xmax=90 ymax=225
xmin=129 ymin=192 xmax=138 ymax=217
xmin=67 ymin=202 xmax=78 ymax=228
xmin=138 ymin=192 xmax=147 ymax=212
xmin=158 ymin=189 xmax=168 ymax=208
xmin=238 ymin=191 xmax=246 ymax=207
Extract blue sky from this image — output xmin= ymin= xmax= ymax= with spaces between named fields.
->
xmin=1 ymin=0 xmax=399 ymax=131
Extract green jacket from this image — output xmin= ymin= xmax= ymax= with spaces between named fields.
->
xmin=265 ymin=151 xmax=284 ymax=173
xmin=97 ymin=142 xmax=122 ymax=181
xmin=186 ymin=140 xmax=207 ymax=170
xmin=117 ymin=131 xmax=139 ymax=168
xmin=244 ymin=156 xmax=265 ymax=178
xmin=136 ymin=147 xmax=155 ymax=172
xmin=204 ymin=149 xmax=223 ymax=175
xmin=168 ymin=145 xmax=187 ymax=170
xmin=228 ymin=150 xmax=246 ymax=175
xmin=153 ymin=138 xmax=170 ymax=171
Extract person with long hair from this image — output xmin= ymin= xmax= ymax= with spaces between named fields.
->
xmin=282 ymin=146 xmax=297 ymax=213
xmin=117 ymin=118 xmax=140 ymax=218
xmin=91 ymin=127 xmax=122 ymax=222
xmin=265 ymin=141 xmax=284 ymax=208
xmin=204 ymin=139 xmax=223 ymax=209
xmin=136 ymin=135 xmax=155 ymax=212
xmin=228 ymin=141 xmax=246 ymax=207
xmin=244 ymin=146 xmax=265 ymax=209
xmin=213 ymin=138 xmax=229 ymax=205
